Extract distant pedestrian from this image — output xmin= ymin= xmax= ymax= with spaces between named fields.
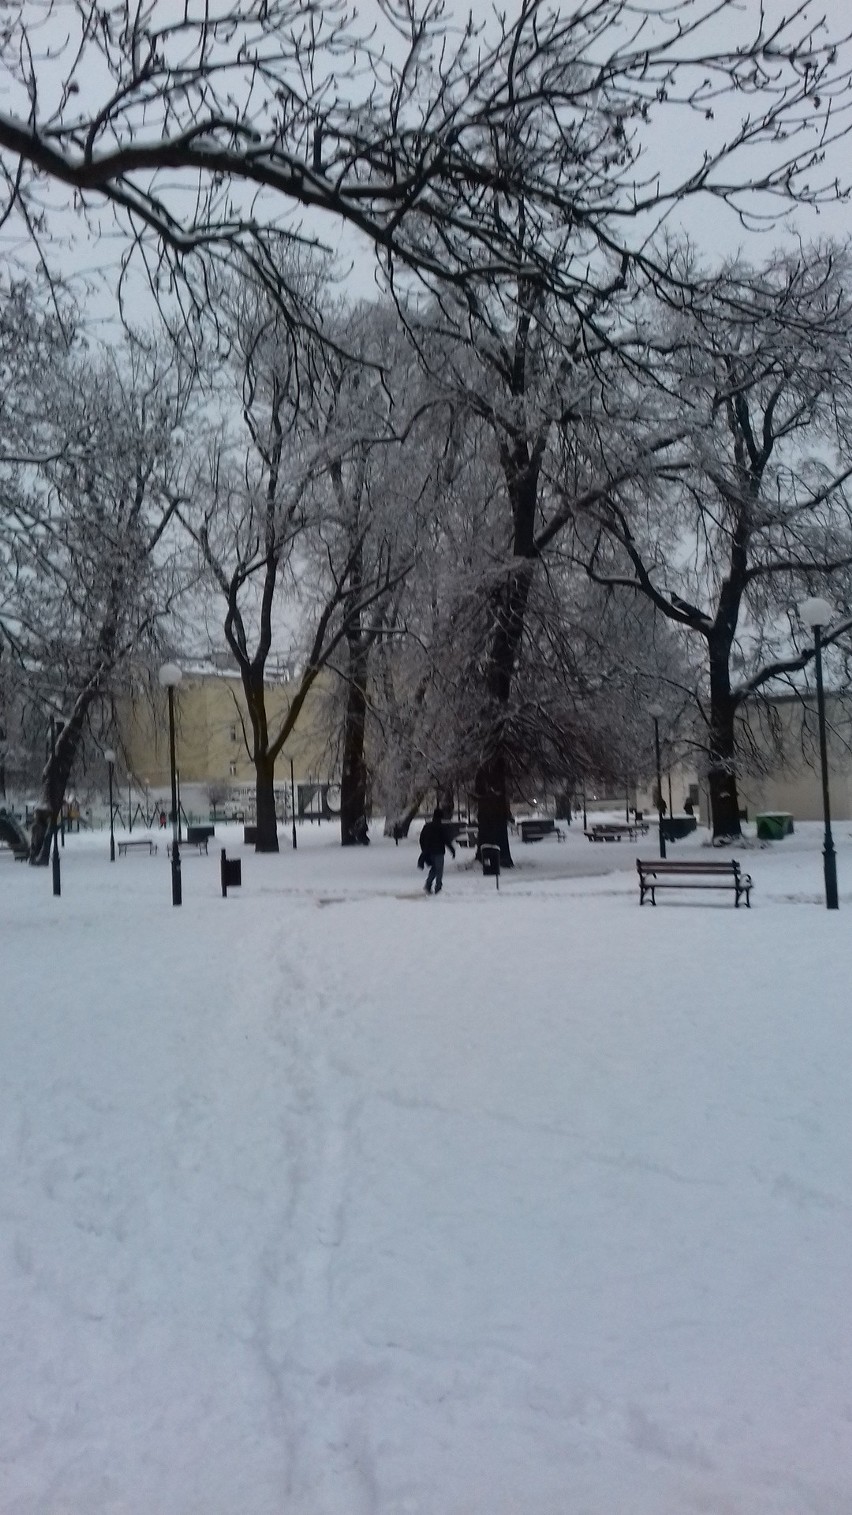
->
xmin=159 ymin=809 xmax=167 ymax=829
xmin=418 ymin=806 xmax=456 ymax=895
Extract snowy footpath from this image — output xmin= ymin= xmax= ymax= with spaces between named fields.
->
xmin=2 ymin=819 xmax=852 ymax=1514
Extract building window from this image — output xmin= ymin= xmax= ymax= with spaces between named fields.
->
xmin=229 ymin=723 xmax=238 ymax=743
xmin=229 ymin=760 xmax=238 ymax=777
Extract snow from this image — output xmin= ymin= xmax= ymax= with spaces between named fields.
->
xmin=2 ymin=818 xmax=852 ymax=1514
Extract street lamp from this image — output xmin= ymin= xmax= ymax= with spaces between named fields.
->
xmin=799 ymin=597 xmax=838 ymax=910
xmin=290 ymin=756 xmax=298 ymax=851
xmin=48 ymin=713 xmax=62 ymax=896
xmin=649 ymin=704 xmax=666 ymax=859
xmin=158 ymin=662 xmax=183 ymax=907
xmin=104 ymin=748 xmax=116 ymax=862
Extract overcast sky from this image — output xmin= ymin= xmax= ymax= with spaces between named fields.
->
xmin=1 ymin=0 xmax=850 ymax=328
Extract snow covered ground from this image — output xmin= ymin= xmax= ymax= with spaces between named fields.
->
xmin=2 ymin=817 xmax=851 ymax=1514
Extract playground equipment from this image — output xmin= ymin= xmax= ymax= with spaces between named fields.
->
xmin=0 ymin=810 xmax=29 ymax=860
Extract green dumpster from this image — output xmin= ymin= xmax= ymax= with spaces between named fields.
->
xmin=755 ymin=812 xmax=794 ymax=840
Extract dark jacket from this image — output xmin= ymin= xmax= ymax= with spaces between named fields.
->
xmin=419 ymin=814 xmax=455 ymax=859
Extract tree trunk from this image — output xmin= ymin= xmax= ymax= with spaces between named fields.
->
xmin=474 ymin=563 xmax=535 ymax=868
xmin=30 ymin=810 xmax=52 ymax=865
xmin=241 ymin=668 xmax=280 ymax=852
xmin=254 ymin=750 xmax=280 ymax=852
xmin=475 ymin=746 xmax=512 ymax=865
xmin=29 ymin=706 xmax=86 ymax=864
xmin=340 ymin=635 xmax=370 ymax=846
xmin=473 ymin=432 xmax=540 ymax=866
xmin=383 ymin=797 xmax=424 ymax=840
xmin=707 ymin=643 xmax=743 ymax=841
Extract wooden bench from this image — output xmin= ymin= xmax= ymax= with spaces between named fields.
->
xmin=168 ymin=839 xmax=208 ymax=856
xmin=519 ymin=818 xmax=565 ymax=843
xmin=637 ymin=858 xmax=753 ymax=907
xmin=586 ymin=822 xmax=648 ymax=842
xmin=118 ymin=838 xmax=158 ymax=857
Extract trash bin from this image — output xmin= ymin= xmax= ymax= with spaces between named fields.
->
xmin=481 ymin=844 xmax=501 ymax=887
xmin=221 ymin=849 xmax=242 ymax=896
xmin=755 ymin=812 xmax=794 ymax=840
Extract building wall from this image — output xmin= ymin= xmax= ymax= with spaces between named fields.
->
xmin=739 ymin=694 xmax=852 ymax=822
xmin=631 ymin=695 xmax=852 ymax=824
xmin=633 ymin=761 xmax=702 ymax=821
xmin=115 ymin=668 xmax=335 ymax=795
xmin=117 ymin=674 xmax=852 ymax=826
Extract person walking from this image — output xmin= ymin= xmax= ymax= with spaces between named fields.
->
xmin=418 ymin=806 xmax=456 ymax=894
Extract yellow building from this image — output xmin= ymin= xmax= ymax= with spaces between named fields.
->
xmin=738 ymin=692 xmax=852 ymax=823
xmin=115 ymin=660 xmax=335 ymax=811
xmin=632 ymin=693 xmax=852 ymax=825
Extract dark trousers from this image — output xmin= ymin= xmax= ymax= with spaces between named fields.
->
xmin=425 ymin=854 xmax=445 ymax=892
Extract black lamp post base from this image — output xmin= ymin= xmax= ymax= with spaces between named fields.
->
xmin=824 ymin=844 xmax=839 ymax=910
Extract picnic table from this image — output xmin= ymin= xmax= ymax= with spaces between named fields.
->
xmin=455 ymin=826 xmax=479 ymax=848
xmin=585 ymin=821 xmax=648 ymax=842
xmin=519 ymin=818 xmax=565 ymax=843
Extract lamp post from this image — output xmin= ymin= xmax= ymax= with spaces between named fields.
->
xmin=290 ymin=757 xmax=297 ymax=851
xmin=649 ymin=704 xmax=666 ymax=859
xmin=158 ymin=662 xmax=183 ymax=907
xmin=48 ymin=713 xmax=61 ymax=896
xmin=104 ymin=748 xmax=116 ymax=862
xmin=799 ymin=598 xmax=838 ymax=910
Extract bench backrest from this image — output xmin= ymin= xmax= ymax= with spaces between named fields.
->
xmin=637 ymin=859 xmax=740 ymax=876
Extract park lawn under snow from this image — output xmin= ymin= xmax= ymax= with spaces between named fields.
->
xmin=1 ymin=818 xmax=851 ymax=1515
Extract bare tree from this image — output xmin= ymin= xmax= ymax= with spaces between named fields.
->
xmin=183 ymin=275 xmax=412 ymax=850
xmin=573 ymin=244 xmax=852 ymax=837
xmin=1 ymin=328 xmax=196 ymax=859
xmin=394 ymin=220 xmax=685 ymax=864
xmin=0 ymin=2 xmax=848 ymax=315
